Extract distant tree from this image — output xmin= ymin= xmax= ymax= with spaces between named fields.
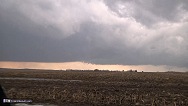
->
xmin=94 ymin=69 xmax=100 ymax=72
xmin=127 ymin=69 xmax=132 ymax=72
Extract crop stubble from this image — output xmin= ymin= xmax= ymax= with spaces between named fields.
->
xmin=0 ymin=69 xmax=187 ymax=106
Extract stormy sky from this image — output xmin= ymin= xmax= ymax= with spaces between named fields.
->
xmin=0 ymin=0 xmax=188 ymax=70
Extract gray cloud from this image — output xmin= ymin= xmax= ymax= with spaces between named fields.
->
xmin=0 ymin=0 xmax=188 ymax=68
xmin=104 ymin=0 xmax=188 ymax=26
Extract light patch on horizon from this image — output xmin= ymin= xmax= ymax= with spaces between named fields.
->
xmin=0 ymin=62 xmax=187 ymax=72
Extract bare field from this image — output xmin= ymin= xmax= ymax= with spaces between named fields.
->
xmin=0 ymin=68 xmax=188 ymax=106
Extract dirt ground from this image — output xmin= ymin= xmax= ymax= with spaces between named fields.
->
xmin=0 ymin=68 xmax=188 ymax=106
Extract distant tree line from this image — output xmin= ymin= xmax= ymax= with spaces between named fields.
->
xmin=64 ymin=69 xmax=142 ymax=72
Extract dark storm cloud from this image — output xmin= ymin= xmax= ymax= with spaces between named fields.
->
xmin=0 ymin=0 xmax=188 ymax=68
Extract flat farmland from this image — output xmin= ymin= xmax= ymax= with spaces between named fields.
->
xmin=0 ymin=68 xmax=188 ymax=106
